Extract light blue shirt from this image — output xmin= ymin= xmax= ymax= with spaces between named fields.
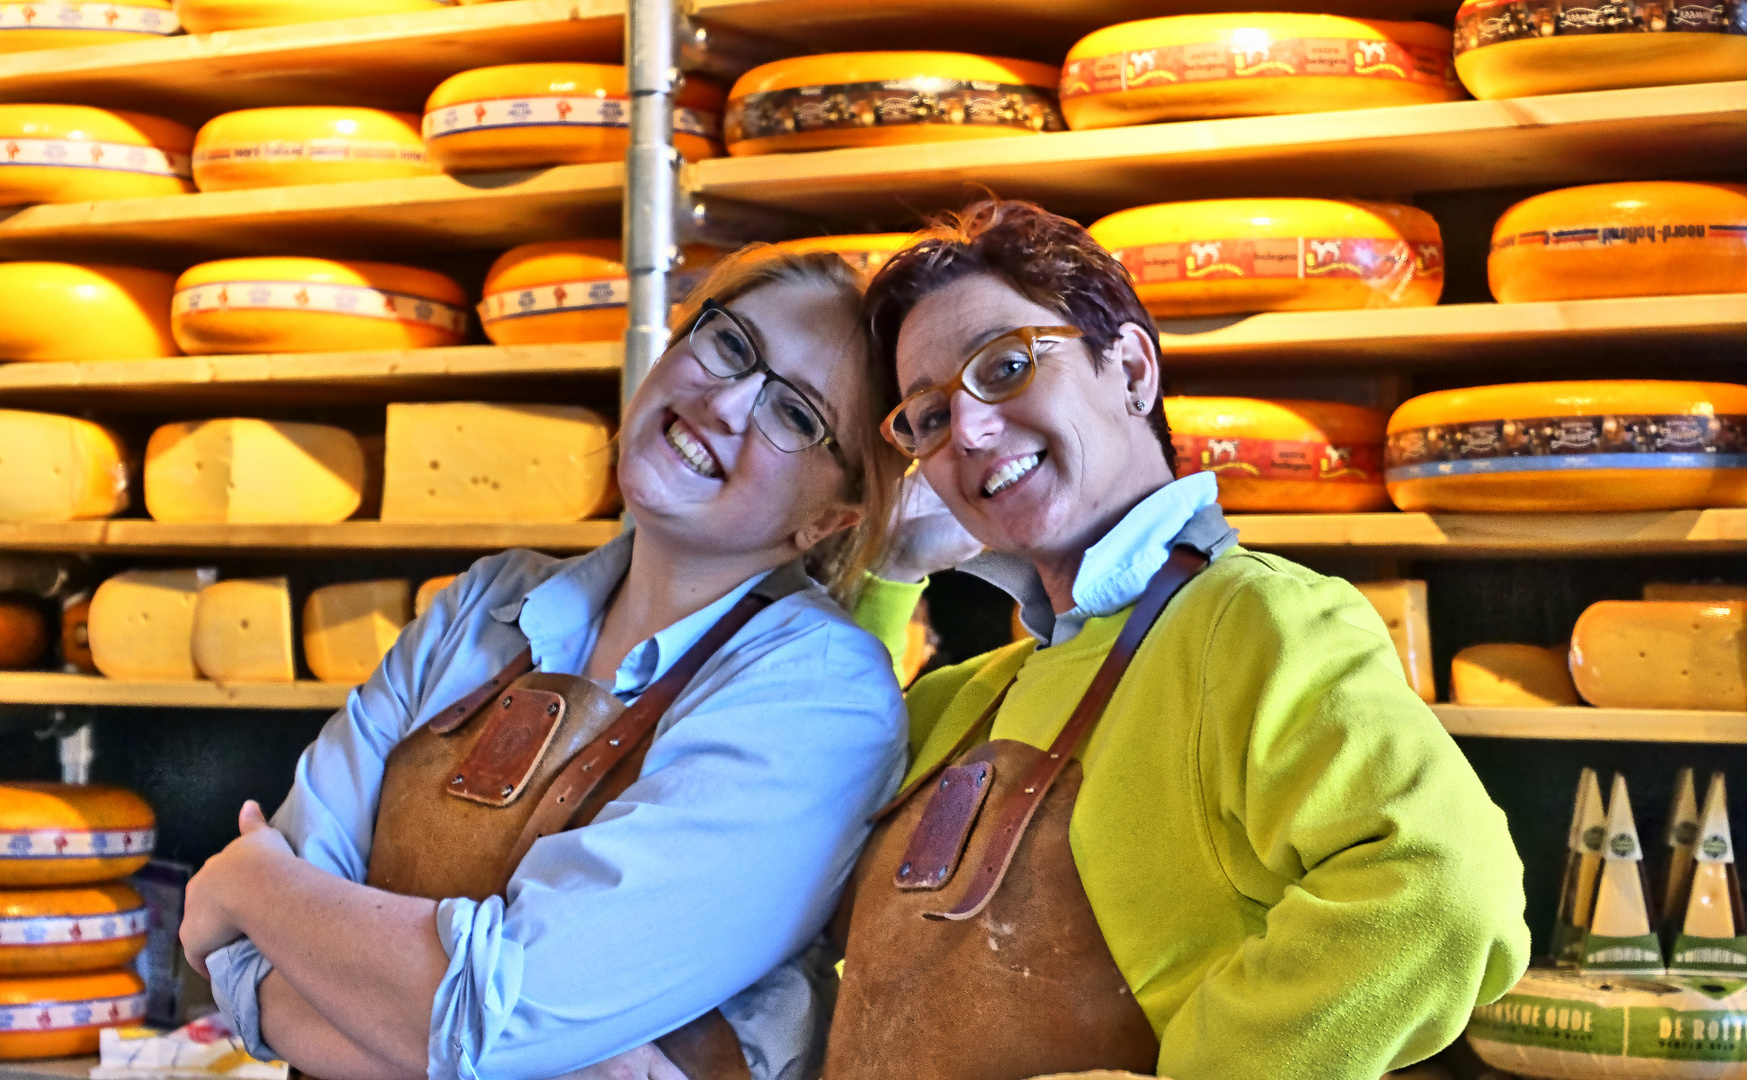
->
xmin=206 ymin=532 xmax=907 ymax=1080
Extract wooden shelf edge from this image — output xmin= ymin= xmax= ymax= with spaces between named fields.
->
xmin=0 ymin=673 xmax=350 ymax=709
xmin=1435 ymin=705 xmax=1747 ymax=743
xmin=0 ymin=1055 xmax=96 ymax=1080
xmin=0 ymin=520 xmax=623 ymax=553
xmin=1230 ymin=508 xmax=1747 ymax=557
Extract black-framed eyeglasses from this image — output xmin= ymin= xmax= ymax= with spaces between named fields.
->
xmin=685 ymin=298 xmax=848 ymax=470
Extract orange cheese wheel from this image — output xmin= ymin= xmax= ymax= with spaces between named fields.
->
xmin=0 ymin=601 xmax=46 ymax=670
xmin=0 ymin=968 xmax=145 ymax=1059
xmin=1090 ymin=199 xmax=1444 ymax=317
xmin=0 ymin=784 xmax=153 ymax=887
xmin=725 ymin=52 xmax=1064 ymax=156
xmin=1570 ymin=600 xmax=1747 ymax=710
xmin=1386 ymin=380 xmax=1747 ymax=512
xmin=176 ymin=0 xmax=452 ymax=34
xmin=1490 ymin=182 xmax=1747 ymax=303
xmin=480 ymin=242 xmax=722 ymax=344
xmin=771 ymin=234 xmax=913 ymax=277
xmin=425 ymin=65 xmax=724 ymax=171
xmin=0 ymin=105 xmax=192 ymax=205
xmin=0 ymin=883 xmax=148 ymax=975
xmin=0 ymin=263 xmax=178 ymax=363
xmin=1164 ymin=397 xmax=1389 ymax=512
xmin=172 ymin=257 xmax=469 ymax=355
xmin=193 ymin=107 xmax=436 ymax=192
xmin=0 ymin=2 xmax=178 ymax=53
xmin=1061 ymin=14 xmax=1464 ymax=130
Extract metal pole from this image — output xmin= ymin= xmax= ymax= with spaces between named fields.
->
xmin=623 ymin=0 xmax=677 ymax=413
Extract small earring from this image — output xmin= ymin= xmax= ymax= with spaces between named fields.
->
xmin=1133 ymin=399 xmax=1147 ymax=413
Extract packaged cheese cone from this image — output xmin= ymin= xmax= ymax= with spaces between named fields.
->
xmin=1659 ymin=768 xmax=1701 ymax=950
xmin=1581 ymin=773 xmax=1664 ymax=972
xmin=1670 ymin=773 xmax=1747 ymax=975
xmin=1552 ymin=768 xmax=1607 ymax=966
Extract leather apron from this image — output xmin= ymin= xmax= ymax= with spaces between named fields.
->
xmin=824 ymin=549 xmax=1208 ymax=1080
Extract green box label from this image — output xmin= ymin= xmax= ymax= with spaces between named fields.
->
xmin=1470 ymin=994 xmax=1623 ymax=1054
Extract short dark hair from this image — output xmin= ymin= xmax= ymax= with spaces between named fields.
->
xmin=863 ymin=198 xmax=1174 ymax=473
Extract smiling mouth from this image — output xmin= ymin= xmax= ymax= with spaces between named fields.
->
xmin=666 ymin=418 xmax=722 ymax=479
xmin=982 ymin=452 xmax=1043 ymax=498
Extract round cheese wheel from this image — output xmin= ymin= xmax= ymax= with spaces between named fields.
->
xmin=1386 ymin=380 xmax=1747 ymax=512
xmin=725 ymin=52 xmax=1064 ymax=156
xmin=772 ymin=234 xmax=913 ymax=277
xmin=1454 ymin=0 xmax=1747 ymax=100
xmin=0 ymin=783 xmax=153 ymax=887
xmin=0 ymin=968 xmax=145 ymax=1059
xmin=0 ymin=601 xmax=46 ymax=670
xmin=1450 ymin=643 xmax=1578 ymax=706
xmin=1061 ymin=14 xmax=1464 ymax=130
xmin=1490 ymin=181 xmax=1747 ymax=304
xmin=1165 ymin=397 xmax=1389 ymax=511
xmin=0 ymin=883 xmax=148 ymax=975
xmin=175 ymin=0 xmax=452 ymax=34
xmin=172 ymin=257 xmax=468 ymax=355
xmin=0 ymin=105 xmax=193 ymax=206
xmin=480 ymin=239 xmax=625 ymax=345
xmin=61 ymin=594 xmax=95 ymax=674
xmin=0 ymin=263 xmax=178 ymax=363
xmin=1090 ymin=199 xmax=1444 ymax=317
xmin=425 ymin=64 xmax=724 ymax=171
xmin=0 ymin=2 xmax=178 ymax=53
xmin=193 ymin=107 xmax=436 ymax=192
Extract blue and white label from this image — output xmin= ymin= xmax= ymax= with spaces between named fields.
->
xmin=0 ymin=828 xmax=153 ymax=859
xmin=1386 ymin=452 xmax=1747 ymax=483
xmin=0 ymin=137 xmax=189 ymax=178
xmin=423 ymin=96 xmax=720 ymax=141
xmin=0 ymin=992 xmax=145 ymax=1033
xmin=174 ymin=281 xmax=468 ymax=334
xmin=0 ymin=905 xmax=148 ymax=946
xmin=0 ymin=3 xmax=179 ymax=34
xmin=478 ymin=277 xmax=628 ymax=323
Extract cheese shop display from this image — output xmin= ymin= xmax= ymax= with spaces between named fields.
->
xmin=1059 ymin=14 xmax=1464 ymax=131
xmin=724 ymin=52 xmax=1065 ymax=156
xmin=0 ymin=411 xmax=129 ymax=522
xmin=1569 ymin=599 xmax=1747 ymax=711
xmin=0 ymin=601 xmax=47 ymax=670
xmin=1089 ymin=200 xmax=1444 ymax=317
xmin=192 ymin=107 xmax=436 ymax=192
xmin=1669 ymin=773 xmax=1747 ymax=976
xmin=1384 ymin=380 xmax=1747 ymax=513
xmin=1550 ymin=768 xmax=1606 ymax=965
xmin=380 ymin=402 xmax=615 ymax=522
xmin=0 ymin=883 xmax=148 ymax=975
xmin=0 ymin=782 xmax=154 ymax=886
xmin=0 ymin=968 xmax=146 ymax=1059
xmin=174 ymin=0 xmax=452 ymax=34
xmin=1489 ymin=182 xmax=1747 ymax=304
xmin=0 ymin=264 xmax=178 ymax=363
xmin=1164 ymin=397 xmax=1388 ymax=511
xmin=0 ymin=1 xmax=178 ymax=53
xmin=1450 ymin=643 xmax=1579 ymax=706
xmin=303 ymin=579 xmax=410 ymax=684
xmin=1660 ymin=768 xmax=1702 ymax=951
xmin=87 ymin=568 xmax=215 ymax=682
xmin=424 ymin=64 xmax=725 ymax=171
xmin=413 ymin=574 xmax=457 ymax=618
xmin=1584 ymin=773 xmax=1662 ymax=971
xmin=144 ymin=419 xmax=365 ymax=523
xmin=1352 ymin=580 xmax=1436 ymax=703
xmin=0 ymin=106 xmax=193 ymax=205
xmin=171 ymin=258 xmax=468 ymax=354
xmin=479 ymin=239 xmax=625 ymax=345
xmin=191 ymin=577 xmax=294 ymax=683
xmin=772 ymin=234 xmax=913 ymax=276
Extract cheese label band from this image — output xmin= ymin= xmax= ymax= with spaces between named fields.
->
xmin=1171 ymin=434 xmax=1382 ymax=483
xmin=423 ymin=97 xmax=720 ymax=141
xmin=1455 ymin=0 xmax=1745 ymax=55
xmin=1671 ymin=935 xmax=1747 ymax=973
xmin=174 ymin=282 xmax=468 ymax=334
xmin=1494 ymin=222 xmax=1747 ymax=252
xmin=1 ymin=829 xmax=154 ymax=859
xmin=0 ymin=3 xmax=178 ymax=33
xmin=193 ymin=141 xmax=430 ymax=167
xmin=724 ymin=79 xmax=1066 ymax=144
xmin=0 ymin=906 xmax=148 ymax=946
xmin=478 ymin=278 xmax=628 ymax=322
xmin=0 ymin=993 xmax=145 ymax=1034
xmin=1111 ymin=237 xmax=1443 ymax=286
xmin=1385 ymin=413 xmax=1747 ymax=481
xmin=1060 ymin=36 xmax=1459 ymax=100
xmin=1470 ymin=981 xmax=1747 ymax=1062
xmin=0 ymin=138 xmax=190 ymax=178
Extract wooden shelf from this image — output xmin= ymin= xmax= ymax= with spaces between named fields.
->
xmin=0 ymin=0 xmax=623 ymax=125
xmin=0 ymin=1056 xmax=95 ymax=1080
xmin=1228 ymin=509 xmax=1747 ymax=557
xmin=0 ymin=673 xmax=350 ymax=710
xmin=0 ymin=520 xmax=620 ymax=555
xmin=688 ymin=81 xmax=1747 ymax=224
xmin=1436 ymin=705 xmax=1747 ymax=743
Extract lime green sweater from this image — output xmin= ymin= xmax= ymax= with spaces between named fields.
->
xmin=856 ymin=549 xmax=1530 ymax=1079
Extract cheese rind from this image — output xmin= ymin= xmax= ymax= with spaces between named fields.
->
xmin=1570 ymin=600 xmax=1747 ymax=711
xmin=1164 ymin=396 xmax=1388 ymax=512
xmin=145 ymin=419 xmax=364 ymax=524
xmin=1450 ymin=643 xmax=1578 ymax=707
xmin=0 ymin=105 xmax=193 ymax=205
xmin=0 ymin=968 xmax=146 ymax=1059
xmin=0 ymin=410 xmax=130 ymax=522
xmin=175 ymin=0 xmax=449 ymax=32
xmin=0 ymin=264 xmax=178 ymax=363
xmin=191 ymin=578 xmax=294 ymax=684
xmin=0 ymin=1 xmax=177 ymax=53
xmin=1352 ymin=580 xmax=1435 ymax=703
xmin=414 ymin=575 xmax=458 ymax=618
xmin=0 ymin=782 xmax=154 ymax=887
xmin=193 ymin=107 xmax=435 ymax=192
xmin=303 ymin=580 xmax=411 ymax=685
xmin=0 ymin=883 xmax=148 ymax=975
xmin=88 ymin=568 xmax=215 ymax=682
xmin=0 ymin=601 xmax=47 ymax=670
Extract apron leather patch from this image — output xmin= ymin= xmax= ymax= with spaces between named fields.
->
xmin=894 ymin=761 xmax=992 ymax=891
xmin=449 ymin=687 xmax=567 ymax=806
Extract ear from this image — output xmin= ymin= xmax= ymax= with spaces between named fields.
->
xmin=794 ymin=504 xmax=864 ymax=554
xmin=1103 ymin=322 xmax=1162 ymax=418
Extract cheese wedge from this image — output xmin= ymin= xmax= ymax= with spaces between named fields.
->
xmin=88 ymin=568 xmax=216 ymax=682
xmin=1449 ymin=643 xmax=1577 ymax=707
xmin=1570 ymin=600 xmax=1747 ymax=711
xmin=0 ymin=968 xmax=146 ymax=1059
xmin=61 ymin=593 xmax=95 ymax=674
xmin=1164 ymin=396 xmax=1388 ymax=512
xmin=380 ymin=403 xmax=615 ymax=522
xmin=191 ymin=578 xmax=294 ymax=683
xmin=414 ymin=574 xmax=458 ymax=618
xmin=0 ymin=263 xmax=178 ymax=363
xmin=0 ymin=105 xmax=192 ymax=205
xmin=1552 ymin=768 xmax=1607 ymax=966
xmin=0 ymin=782 xmax=154 ymax=887
xmin=1662 ymin=768 xmax=1701 ymax=941
xmin=1671 ymin=773 xmax=1747 ymax=976
xmin=145 ymin=419 xmax=364 ymax=524
xmin=303 ymin=580 xmax=411 ymax=685
xmin=0 ymin=883 xmax=148 ymax=975
xmin=0 ymin=1 xmax=178 ymax=53
xmin=0 ymin=411 xmax=129 ymax=522
xmin=1583 ymin=773 xmax=1663 ymax=971
xmin=1352 ymin=580 xmax=1435 ymax=703
xmin=175 ymin=0 xmax=450 ymax=33
xmin=0 ymin=601 xmax=46 ymax=670
xmin=193 ymin=107 xmax=435 ymax=192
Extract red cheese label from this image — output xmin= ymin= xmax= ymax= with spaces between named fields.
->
xmin=1173 ymin=434 xmax=1382 ymax=483
xmin=1061 ymin=35 xmax=1458 ymax=99
xmin=1110 ymin=237 xmax=1443 ymax=284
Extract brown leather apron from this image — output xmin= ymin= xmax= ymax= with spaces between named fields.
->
xmin=825 ymin=548 xmax=1208 ymax=1080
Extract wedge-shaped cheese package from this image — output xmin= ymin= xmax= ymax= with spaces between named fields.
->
xmin=380 ymin=403 xmax=614 ymax=523
xmin=145 ymin=419 xmax=364 ymax=524
xmin=88 ymin=569 xmax=216 ymax=681
xmin=1581 ymin=773 xmax=1664 ymax=973
xmin=191 ymin=578 xmax=294 ymax=683
xmin=304 ymin=580 xmax=411 ymax=685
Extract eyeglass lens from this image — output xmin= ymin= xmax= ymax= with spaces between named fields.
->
xmin=690 ymin=307 xmax=830 ymax=454
xmin=893 ymin=336 xmax=1039 ymax=454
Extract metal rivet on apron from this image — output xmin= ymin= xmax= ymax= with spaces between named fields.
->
xmin=608 ymin=738 xmax=620 ymax=747
xmin=451 ymin=774 xmax=464 ymax=784
xmin=546 ymin=702 xmax=559 ymax=716
xmin=898 ymin=862 xmax=912 ymax=877
xmin=500 ymin=785 xmax=513 ymax=798
xmin=583 ymin=762 xmax=593 ymax=771
xmin=940 ymin=777 xmax=950 ymax=790
xmin=1049 ymin=753 xmax=1059 ymax=759
xmin=1024 ymin=787 xmax=1036 ymax=794
xmin=501 ymin=696 xmax=513 ymax=709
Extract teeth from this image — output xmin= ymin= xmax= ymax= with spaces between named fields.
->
xmin=666 ymin=421 xmax=721 ymax=479
xmin=982 ymin=453 xmax=1040 ymax=497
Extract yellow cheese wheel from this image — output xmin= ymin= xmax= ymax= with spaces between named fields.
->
xmin=1386 ymin=380 xmax=1747 ymax=512
xmin=1164 ymin=397 xmax=1388 ymax=512
xmin=0 ymin=105 xmax=192 ymax=205
xmin=89 ymin=568 xmax=214 ymax=682
xmin=1570 ymin=600 xmax=1747 ymax=710
xmin=0 ymin=601 xmax=47 ymax=670
xmin=725 ymin=52 xmax=1064 ymax=156
xmin=1089 ymin=199 xmax=1444 ymax=317
xmin=0 ymin=2 xmax=178 ymax=53
xmin=0 ymin=968 xmax=145 ymax=1059
xmin=1061 ymin=14 xmax=1464 ymax=130
xmin=0 ymin=784 xmax=153 ymax=887
xmin=172 ymin=257 xmax=468 ymax=354
xmin=381 ymin=402 xmax=615 ymax=522
xmin=480 ymin=239 xmax=625 ymax=345
xmin=193 ymin=107 xmax=436 ymax=192
xmin=1450 ymin=643 xmax=1579 ymax=706
xmin=0 ymin=883 xmax=148 ymax=975
xmin=145 ymin=418 xmax=364 ymax=523
xmin=771 ymin=234 xmax=913 ymax=277
xmin=175 ymin=0 xmax=452 ymax=34
xmin=0 ymin=411 xmax=129 ymax=522
xmin=1489 ymin=182 xmax=1747 ymax=304
xmin=425 ymin=64 xmax=724 ymax=171
xmin=0 ymin=263 xmax=177 ymax=363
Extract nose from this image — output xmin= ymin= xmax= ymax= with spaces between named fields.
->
xmin=949 ymin=387 xmax=1004 ymax=452
xmin=700 ymin=372 xmax=764 ymax=434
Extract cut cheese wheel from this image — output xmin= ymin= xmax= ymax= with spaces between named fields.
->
xmin=414 ymin=574 xmax=458 ymax=618
xmin=771 ymin=234 xmax=913 ymax=277
xmin=0 ymin=601 xmax=47 ymax=670
xmin=1061 ymin=14 xmax=1463 ymax=131
xmin=0 ymin=2 xmax=178 ymax=53
xmin=145 ymin=418 xmax=364 ymax=524
xmin=725 ymin=52 xmax=1063 ymax=156
xmin=381 ymin=402 xmax=615 ymax=522
xmin=0 ymin=783 xmax=154 ymax=887
xmin=175 ymin=0 xmax=451 ymax=33
xmin=0 ymin=105 xmax=192 ymax=205
xmin=1165 ymin=397 xmax=1388 ymax=512
xmin=0 ymin=263 xmax=178 ymax=363
xmin=61 ymin=594 xmax=95 ymax=674
xmin=1090 ymin=199 xmax=1444 ymax=317
xmin=88 ymin=568 xmax=216 ymax=682
xmin=425 ymin=64 xmax=725 ymax=170
xmin=0 ymin=883 xmax=148 ymax=975
xmin=0 ymin=411 xmax=129 ymax=522
xmin=303 ymin=580 xmax=410 ymax=685
xmin=0 ymin=968 xmax=146 ymax=1059
xmin=1645 ymin=583 xmax=1747 ymax=601
xmin=1353 ymin=580 xmax=1435 ymax=703
xmin=191 ymin=578 xmax=293 ymax=683
xmin=193 ymin=107 xmax=436 ymax=192
xmin=1450 ymin=643 xmax=1578 ymax=706
xmin=1385 ymin=380 xmax=1747 ymax=512
xmin=172 ymin=257 xmax=468 ymax=355
xmin=1571 ymin=600 xmax=1747 ymax=711
xmin=1489 ymin=182 xmax=1747 ymax=304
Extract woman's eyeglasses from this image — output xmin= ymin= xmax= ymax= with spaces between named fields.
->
xmin=686 ymin=298 xmax=848 ymax=470
xmin=880 ymin=326 xmax=1083 ymax=459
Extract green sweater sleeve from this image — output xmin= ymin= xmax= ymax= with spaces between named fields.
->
xmin=850 ymin=572 xmax=928 ymax=686
xmin=1157 ymin=564 xmax=1531 ymax=1079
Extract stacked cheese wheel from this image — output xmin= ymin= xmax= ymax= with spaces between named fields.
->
xmin=176 ymin=0 xmax=452 ymax=33
xmin=480 ymin=241 xmax=725 ymax=344
xmin=0 ymin=1 xmax=179 ymax=52
xmin=193 ymin=107 xmax=437 ymax=191
xmin=0 ymin=105 xmax=192 ymax=205
xmin=0 ymin=264 xmax=179 ymax=363
xmin=1165 ymin=397 xmax=1389 ymax=511
xmin=0 ymin=783 xmax=152 ymax=1060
